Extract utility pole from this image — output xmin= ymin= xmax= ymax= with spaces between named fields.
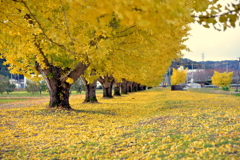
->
xmin=202 ymin=53 xmax=205 ymax=70
xmin=192 ymin=63 xmax=194 ymax=82
xmin=226 ymin=62 xmax=228 ymax=73
xmin=236 ymin=58 xmax=240 ymax=92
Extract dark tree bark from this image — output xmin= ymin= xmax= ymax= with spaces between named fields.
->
xmin=127 ymin=81 xmax=133 ymax=93
xmin=37 ymin=63 xmax=87 ymax=109
xmin=121 ymin=79 xmax=128 ymax=94
xmin=137 ymin=84 xmax=146 ymax=91
xmin=98 ymin=76 xmax=114 ymax=98
xmin=114 ymin=82 xmax=121 ymax=96
xmin=34 ymin=41 xmax=88 ymax=109
xmin=81 ymin=77 xmax=98 ymax=103
xmin=132 ymin=82 xmax=138 ymax=92
xmin=137 ymin=83 xmax=142 ymax=91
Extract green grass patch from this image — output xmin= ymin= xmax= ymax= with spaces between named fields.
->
xmin=0 ymin=99 xmax=26 ymax=103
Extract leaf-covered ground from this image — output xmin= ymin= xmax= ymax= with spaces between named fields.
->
xmin=0 ymin=88 xmax=239 ymax=159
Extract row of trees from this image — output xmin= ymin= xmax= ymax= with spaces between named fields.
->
xmin=1 ymin=0 xmax=239 ymax=109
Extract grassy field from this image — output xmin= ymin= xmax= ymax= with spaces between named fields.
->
xmin=0 ymin=91 xmax=76 ymax=97
xmin=0 ymin=99 xmax=27 ymax=103
xmin=0 ymin=88 xmax=239 ymax=159
xmin=189 ymin=88 xmax=239 ymax=95
xmin=0 ymin=90 xmax=104 ymax=98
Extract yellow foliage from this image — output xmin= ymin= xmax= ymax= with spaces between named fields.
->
xmin=0 ymin=88 xmax=239 ymax=159
xmin=171 ymin=67 xmax=188 ymax=85
xmin=0 ymin=0 xmax=195 ymax=86
xmin=66 ymin=77 xmax=74 ymax=84
xmin=212 ymin=71 xmax=233 ymax=87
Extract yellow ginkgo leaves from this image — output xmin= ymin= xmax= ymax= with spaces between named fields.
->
xmin=171 ymin=66 xmax=188 ymax=85
xmin=66 ymin=77 xmax=74 ymax=84
xmin=212 ymin=71 xmax=233 ymax=88
xmin=1 ymin=88 xmax=239 ymax=159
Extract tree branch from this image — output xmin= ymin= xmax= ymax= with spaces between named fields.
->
xmin=191 ymin=8 xmax=240 ymax=19
xmin=116 ymin=25 xmax=136 ymax=34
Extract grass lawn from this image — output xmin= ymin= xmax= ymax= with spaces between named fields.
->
xmin=0 ymin=99 xmax=27 ymax=103
xmin=0 ymin=88 xmax=239 ymax=159
xmin=0 ymin=89 xmax=103 ymax=98
xmin=189 ymin=87 xmax=238 ymax=95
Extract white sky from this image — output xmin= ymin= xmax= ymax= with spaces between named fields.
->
xmin=182 ymin=0 xmax=240 ymax=62
xmin=182 ymin=22 xmax=240 ymax=62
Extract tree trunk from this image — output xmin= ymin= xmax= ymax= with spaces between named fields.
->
xmin=46 ymin=78 xmax=71 ymax=109
xmin=98 ymin=76 xmax=114 ymax=98
xmin=132 ymin=82 xmax=138 ymax=92
xmin=114 ymin=82 xmax=121 ymax=96
xmin=137 ymin=83 xmax=142 ymax=91
xmin=34 ymin=38 xmax=88 ymax=109
xmin=81 ymin=77 xmax=98 ymax=103
xmin=121 ymin=79 xmax=128 ymax=94
xmin=138 ymin=85 xmax=146 ymax=91
xmin=103 ymin=86 xmax=113 ymax=98
xmin=127 ymin=81 xmax=133 ymax=93
xmin=36 ymin=63 xmax=87 ymax=109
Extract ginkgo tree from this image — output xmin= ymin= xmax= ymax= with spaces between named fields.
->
xmin=212 ymin=71 xmax=233 ymax=90
xmin=0 ymin=0 xmax=217 ymax=109
xmin=171 ymin=66 xmax=188 ymax=85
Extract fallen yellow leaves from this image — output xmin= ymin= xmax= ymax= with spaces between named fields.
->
xmin=0 ymin=88 xmax=239 ymax=159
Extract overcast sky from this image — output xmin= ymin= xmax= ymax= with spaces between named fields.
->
xmin=182 ymin=22 xmax=240 ymax=62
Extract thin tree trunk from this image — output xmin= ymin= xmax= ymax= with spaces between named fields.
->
xmin=121 ymin=79 xmax=128 ymax=94
xmin=81 ymin=77 xmax=98 ymax=103
xmin=114 ymin=82 xmax=121 ymax=96
xmin=98 ymin=76 xmax=114 ymax=98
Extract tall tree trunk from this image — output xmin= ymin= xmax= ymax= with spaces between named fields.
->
xmin=81 ymin=77 xmax=98 ymax=103
xmin=127 ymin=81 xmax=133 ymax=93
xmin=98 ymin=76 xmax=114 ymax=98
xmin=121 ymin=79 xmax=128 ymax=94
xmin=114 ymin=82 xmax=121 ymax=96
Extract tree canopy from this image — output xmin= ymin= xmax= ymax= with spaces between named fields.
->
xmin=0 ymin=0 xmax=231 ymax=109
xmin=212 ymin=71 xmax=233 ymax=88
xmin=171 ymin=67 xmax=188 ymax=85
